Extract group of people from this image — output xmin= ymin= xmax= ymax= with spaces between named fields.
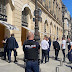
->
xmin=2 ymin=34 xmax=19 ymax=63
xmin=53 ymin=37 xmax=72 ymax=63
xmin=41 ymin=35 xmax=72 ymax=64
xmin=2 ymin=31 xmax=72 ymax=72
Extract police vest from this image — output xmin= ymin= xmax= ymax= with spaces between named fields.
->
xmin=24 ymin=40 xmax=39 ymax=60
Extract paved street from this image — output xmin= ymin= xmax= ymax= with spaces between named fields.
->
xmin=0 ymin=48 xmax=72 ymax=72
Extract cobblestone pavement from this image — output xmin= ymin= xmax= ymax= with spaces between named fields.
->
xmin=0 ymin=48 xmax=72 ymax=72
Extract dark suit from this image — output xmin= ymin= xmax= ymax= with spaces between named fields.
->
xmin=7 ymin=36 xmax=18 ymax=62
xmin=53 ymin=41 xmax=60 ymax=60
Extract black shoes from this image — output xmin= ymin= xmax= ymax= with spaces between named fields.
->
xmin=14 ymin=60 xmax=18 ymax=63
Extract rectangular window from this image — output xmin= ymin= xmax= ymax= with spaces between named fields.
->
xmin=49 ymin=0 xmax=51 ymax=8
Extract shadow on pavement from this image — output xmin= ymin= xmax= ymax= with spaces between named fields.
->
xmin=15 ymin=62 xmax=26 ymax=69
xmin=64 ymin=64 xmax=72 ymax=71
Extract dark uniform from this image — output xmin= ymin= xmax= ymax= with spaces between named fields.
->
xmin=53 ymin=41 xmax=60 ymax=60
xmin=23 ymin=40 xmax=40 ymax=72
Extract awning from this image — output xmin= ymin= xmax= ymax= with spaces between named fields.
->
xmin=22 ymin=26 xmax=34 ymax=33
xmin=0 ymin=21 xmax=19 ymax=31
xmin=38 ymin=30 xmax=57 ymax=36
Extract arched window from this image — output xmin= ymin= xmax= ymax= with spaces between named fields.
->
xmin=0 ymin=0 xmax=7 ymax=21
xmin=22 ymin=7 xmax=29 ymax=27
xmin=44 ymin=20 xmax=48 ymax=32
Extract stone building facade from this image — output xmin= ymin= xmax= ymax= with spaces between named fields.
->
xmin=64 ymin=11 xmax=71 ymax=38
xmin=0 ymin=0 xmax=63 ymax=55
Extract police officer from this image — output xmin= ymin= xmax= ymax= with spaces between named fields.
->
xmin=67 ymin=38 xmax=71 ymax=61
xmin=23 ymin=32 xmax=40 ymax=72
xmin=68 ymin=39 xmax=72 ymax=63
xmin=53 ymin=38 xmax=60 ymax=60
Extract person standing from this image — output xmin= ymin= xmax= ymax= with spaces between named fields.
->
xmin=67 ymin=38 xmax=71 ymax=61
xmin=53 ymin=38 xmax=60 ymax=60
xmin=62 ymin=37 xmax=66 ymax=62
xmin=68 ymin=39 xmax=72 ymax=63
xmin=2 ymin=36 xmax=8 ymax=60
xmin=7 ymin=34 xmax=19 ymax=63
xmin=46 ymin=37 xmax=49 ymax=62
xmin=48 ymin=36 xmax=51 ymax=51
xmin=23 ymin=32 xmax=40 ymax=72
xmin=41 ymin=35 xmax=49 ymax=63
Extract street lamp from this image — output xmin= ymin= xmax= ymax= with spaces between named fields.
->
xmin=34 ymin=0 xmax=40 ymax=41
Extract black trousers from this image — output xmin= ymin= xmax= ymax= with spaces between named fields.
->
xmin=62 ymin=49 xmax=65 ymax=61
xmin=55 ymin=49 xmax=59 ymax=60
xmin=8 ymin=49 xmax=17 ymax=62
xmin=4 ymin=47 xmax=8 ymax=59
xmin=48 ymin=51 xmax=49 ymax=61
xmin=62 ymin=49 xmax=65 ymax=58
xmin=41 ymin=49 xmax=47 ymax=63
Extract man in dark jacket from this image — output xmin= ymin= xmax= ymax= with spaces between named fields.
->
xmin=53 ymin=38 xmax=60 ymax=60
xmin=7 ymin=34 xmax=19 ymax=63
xmin=23 ymin=32 xmax=40 ymax=72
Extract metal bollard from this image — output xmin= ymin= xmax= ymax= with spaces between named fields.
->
xmin=56 ymin=67 xmax=59 ymax=72
xmin=60 ymin=58 xmax=63 ymax=66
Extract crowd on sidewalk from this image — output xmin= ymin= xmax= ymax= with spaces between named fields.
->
xmin=1 ymin=31 xmax=72 ymax=72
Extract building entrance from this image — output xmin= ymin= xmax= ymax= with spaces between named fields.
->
xmin=0 ymin=24 xmax=5 ymax=48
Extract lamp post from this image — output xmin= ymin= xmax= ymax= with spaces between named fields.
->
xmin=34 ymin=0 xmax=40 ymax=41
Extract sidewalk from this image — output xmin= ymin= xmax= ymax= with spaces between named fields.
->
xmin=0 ymin=49 xmax=72 ymax=72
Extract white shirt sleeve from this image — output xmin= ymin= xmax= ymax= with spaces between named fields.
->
xmin=70 ymin=42 xmax=72 ymax=45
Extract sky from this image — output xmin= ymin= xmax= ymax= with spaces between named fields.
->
xmin=62 ymin=0 xmax=72 ymax=17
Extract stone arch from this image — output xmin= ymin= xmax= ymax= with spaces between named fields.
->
xmin=22 ymin=4 xmax=33 ymax=17
xmin=21 ymin=4 xmax=33 ymax=45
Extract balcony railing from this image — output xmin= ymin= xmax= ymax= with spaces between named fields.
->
xmin=22 ymin=21 xmax=28 ymax=27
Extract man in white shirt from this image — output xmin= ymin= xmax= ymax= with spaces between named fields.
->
xmin=62 ymin=37 xmax=66 ymax=62
xmin=41 ymin=35 xmax=49 ymax=63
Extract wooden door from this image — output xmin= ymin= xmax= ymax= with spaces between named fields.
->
xmin=21 ymin=27 xmax=27 ymax=45
xmin=0 ymin=24 xmax=5 ymax=48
